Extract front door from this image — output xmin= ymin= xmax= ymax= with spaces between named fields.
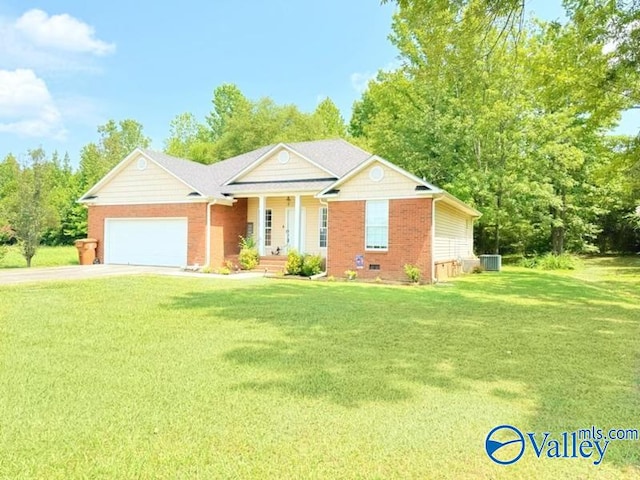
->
xmin=285 ymin=207 xmax=306 ymax=253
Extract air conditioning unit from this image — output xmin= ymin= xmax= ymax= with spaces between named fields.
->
xmin=480 ymin=254 xmax=502 ymax=272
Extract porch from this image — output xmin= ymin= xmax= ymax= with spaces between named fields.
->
xmin=244 ymin=195 xmax=328 ymax=258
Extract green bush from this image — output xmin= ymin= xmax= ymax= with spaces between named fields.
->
xmin=239 ymin=236 xmax=256 ymax=250
xmin=238 ymin=248 xmax=259 ymax=270
xmin=520 ymin=253 xmax=580 ymax=270
xmin=237 ymin=235 xmax=259 ymax=270
xmin=471 ymin=264 xmax=484 ymax=274
xmin=537 ymin=253 xmax=580 ymax=270
xmin=344 ymin=269 xmax=357 ymax=280
xmin=301 ymin=254 xmax=324 ymax=277
xmin=285 ymin=249 xmax=303 ymax=275
xmin=404 ymin=264 xmax=422 ymax=283
xmin=216 ymin=267 xmax=231 ymax=275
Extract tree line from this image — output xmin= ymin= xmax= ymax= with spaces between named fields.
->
xmin=1 ymin=0 xmax=639 ymax=266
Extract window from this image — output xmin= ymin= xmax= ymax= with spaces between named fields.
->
xmin=365 ymin=200 xmax=389 ymax=250
xmin=246 ymin=222 xmax=254 ymax=239
xmin=264 ymin=209 xmax=272 ymax=247
xmin=319 ymin=207 xmax=328 ymax=248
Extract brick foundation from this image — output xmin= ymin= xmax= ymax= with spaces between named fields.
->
xmin=327 ymin=198 xmax=433 ymax=282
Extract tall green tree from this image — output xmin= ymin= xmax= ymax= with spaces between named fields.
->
xmin=7 ymin=149 xmax=57 ymax=266
xmin=206 ymin=84 xmax=251 ymax=141
xmin=312 ymin=98 xmax=347 ymax=138
xmin=353 ymin=0 xmax=638 ymax=254
xmin=0 ymin=153 xmax=20 ymax=242
xmin=78 ymin=119 xmax=150 ymax=192
xmin=164 ymin=112 xmax=217 ymax=164
xmin=196 ymin=86 xmax=348 ymax=162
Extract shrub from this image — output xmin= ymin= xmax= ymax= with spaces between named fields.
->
xmin=519 ymin=256 xmax=538 ymax=269
xmin=285 ymin=249 xmax=303 ymax=275
xmin=301 ymin=254 xmax=324 ymax=277
xmin=238 ymin=235 xmax=256 ymax=250
xmin=216 ymin=267 xmax=231 ymax=275
xmin=344 ymin=269 xmax=357 ymax=280
xmin=404 ymin=264 xmax=421 ymax=283
xmin=237 ymin=235 xmax=259 ymax=270
xmin=201 ymin=266 xmax=213 ymax=274
xmin=471 ymin=264 xmax=484 ymax=274
xmin=0 ymin=244 xmax=6 ymax=263
xmin=520 ymin=253 xmax=580 ymax=270
xmin=537 ymin=253 xmax=580 ymax=270
xmin=238 ymin=248 xmax=259 ymax=270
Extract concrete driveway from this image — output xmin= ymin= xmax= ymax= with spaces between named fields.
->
xmin=0 ymin=264 xmax=265 ymax=286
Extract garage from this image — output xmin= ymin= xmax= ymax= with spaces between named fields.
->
xmin=104 ymin=218 xmax=188 ymax=267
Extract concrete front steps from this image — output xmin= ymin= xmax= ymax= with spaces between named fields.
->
xmin=224 ymin=255 xmax=287 ymax=275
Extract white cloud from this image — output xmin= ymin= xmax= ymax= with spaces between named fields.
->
xmin=15 ymin=9 xmax=115 ymax=56
xmin=0 ymin=69 xmax=65 ymax=139
xmin=350 ymin=61 xmax=402 ymax=93
xmin=350 ymin=72 xmax=376 ymax=94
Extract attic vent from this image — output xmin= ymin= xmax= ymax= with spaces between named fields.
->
xmin=136 ymin=157 xmax=147 ymax=170
xmin=369 ymin=166 xmax=384 ymax=182
xmin=187 ymin=192 xmax=202 ymax=197
xmin=415 ymin=185 xmax=431 ymax=191
xmin=278 ymin=151 xmax=290 ymax=164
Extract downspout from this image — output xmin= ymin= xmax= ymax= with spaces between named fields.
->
xmin=205 ymin=199 xmax=217 ymax=267
xmin=431 ymin=195 xmax=443 ymax=284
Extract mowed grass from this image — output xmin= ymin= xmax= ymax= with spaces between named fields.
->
xmin=0 ymin=257 xmax=638 ymax=479
xmin=0 ymin=245 xmax=78 ymax=268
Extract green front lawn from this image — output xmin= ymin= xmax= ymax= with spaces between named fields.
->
xmin=0 ymin=258 xmax=638 ymax=479
xmin=0 ymin=245 xmax=78 ymax=268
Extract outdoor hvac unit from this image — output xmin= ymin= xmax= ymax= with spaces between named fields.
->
xmin=479 ymin=254 xmax=502 ymax=272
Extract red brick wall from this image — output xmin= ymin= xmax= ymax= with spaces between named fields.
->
xmin=327 ymin=198 xmax=433 ymax=282
xmin=87 ymin=203 xmax=208 ymax=265
xmin=210 ymin=199 xmax=248 ymax=266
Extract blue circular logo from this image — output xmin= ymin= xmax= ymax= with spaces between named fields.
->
xmin=485 ymin=424 xmax=525 ymax=465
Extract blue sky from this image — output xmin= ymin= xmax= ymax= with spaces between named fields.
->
xmin=0 ymin=1 xmax=636 ymax=166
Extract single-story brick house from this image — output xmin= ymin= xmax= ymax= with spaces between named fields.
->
xmin=80 ymin=139 xmax=481 ymax=282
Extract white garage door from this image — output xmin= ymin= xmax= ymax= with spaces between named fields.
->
xmin=104 ymin=218 xmax=188 ymax=267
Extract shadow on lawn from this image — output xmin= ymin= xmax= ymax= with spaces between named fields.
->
xmin=168 ymin=271 xmax=640 ymax=464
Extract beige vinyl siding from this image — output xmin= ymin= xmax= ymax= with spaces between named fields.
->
xmin=434 ymin=202 xmax=474 ymax=261
xmin=302 ymin=197 xmax=327 ymax=256
xmin=238 ymin=149 xmax=330 ymax=182
xmin=94 ymin=156 xmax=194 ymax=204
xmin=337 ymin=162 xmax=419 ymax=200
xmin=246 ymin=196 xmax=326 ymax=256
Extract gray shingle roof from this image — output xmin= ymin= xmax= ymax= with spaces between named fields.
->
xmin=221 ymin=179 xmax=335 ymax=194
xmin=142 ymin=139 xmax=373 ymax=199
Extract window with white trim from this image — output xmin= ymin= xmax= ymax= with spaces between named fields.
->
xmin=365 ymin=200 xmax=389 ymax=250
xmin=319 ymin=207 xmax=328 ymax=248
xmin=264 ymin=209 xmax=272 ymax=247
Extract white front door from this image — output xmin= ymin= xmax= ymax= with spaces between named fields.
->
xmin=285 ymin=207 xmax=306 ymax=253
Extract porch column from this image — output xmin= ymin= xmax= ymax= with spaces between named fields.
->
xmin=293 ymin=194 xmax=301 ymax=252
xmin=257 ymin=195 xmax=266 ymax=256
